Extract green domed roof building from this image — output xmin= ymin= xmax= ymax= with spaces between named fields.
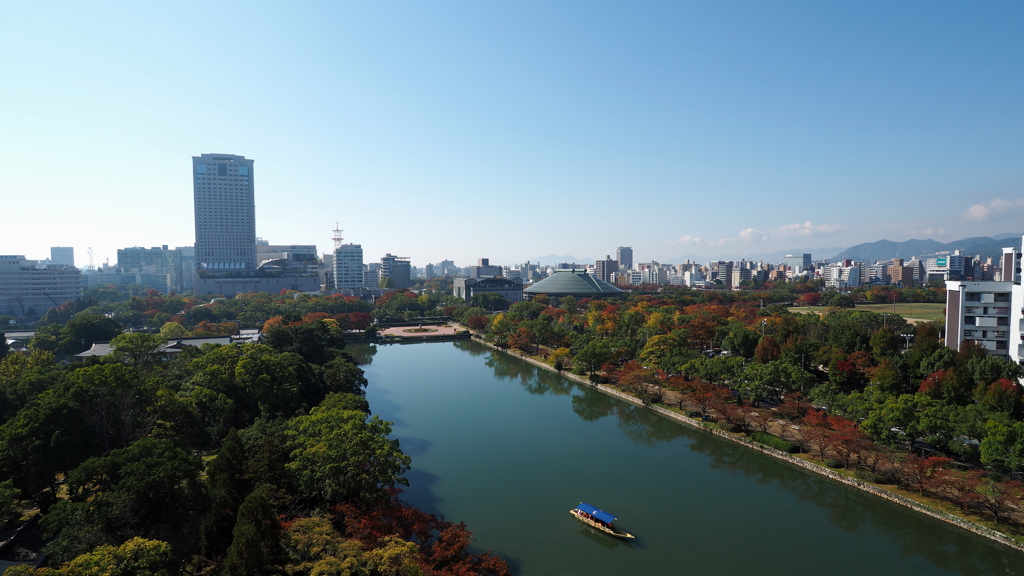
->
xmin=523 ymin=269 xmax=624 ymax=299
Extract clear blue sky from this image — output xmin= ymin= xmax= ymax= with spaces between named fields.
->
xmin=2 ymin=1 xmax=1023 ymax=268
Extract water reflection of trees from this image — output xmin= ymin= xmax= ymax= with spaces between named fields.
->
xmin=345 ymin=343 xmax=378 ymax=365
xmin=468 ymin=347 xmax=1021 ymax=574
xmin=685 ymin=435 xmax=1021 ymax=575
xmin=453 ymin=340 xmax=490 ymax=357
xmin=483 ymin=351 xmax=574 ymax=396
xmin=611 ymin=403 xmax=686 ymax=447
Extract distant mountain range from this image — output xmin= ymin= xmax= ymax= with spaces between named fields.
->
xmin=831 ymin=234 xmax=1022 ymax=263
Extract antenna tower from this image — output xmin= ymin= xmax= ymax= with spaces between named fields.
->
xmin=332 ymin=223 xmax=345 ymax=250
xmin=88 ymin=247 xmax=94 ymax=270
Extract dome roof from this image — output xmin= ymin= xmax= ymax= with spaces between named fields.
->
xmin=524 ymin=269 xmax=624 ymax=297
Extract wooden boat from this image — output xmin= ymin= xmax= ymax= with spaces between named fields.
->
xmin=570 ymin=502 xmax=635 ymax=539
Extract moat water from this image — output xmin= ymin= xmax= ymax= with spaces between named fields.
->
xmin=354 ymin=340 xmax=1023 ymax=575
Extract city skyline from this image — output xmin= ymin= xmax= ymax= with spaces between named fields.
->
xmin=3 ymin=2 xmax=1023 ymax=267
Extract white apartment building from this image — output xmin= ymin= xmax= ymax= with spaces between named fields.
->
xmin=333 ymin=244 xmax=364 ymax=290
xmin=946 ymin=236 xmax=1024 ymax=366
xmin=823 ymin=262 xmax=861 ymax=289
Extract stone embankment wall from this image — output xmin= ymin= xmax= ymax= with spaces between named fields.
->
xmin=470 ymin=335 xmax=1024 ymax=554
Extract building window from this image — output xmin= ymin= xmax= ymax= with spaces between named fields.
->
xmin=195 ymin=163 xmax=206 ymax=174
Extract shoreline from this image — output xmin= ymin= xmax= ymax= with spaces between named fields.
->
xmin=467 ymin=334 xmax=1024 ymax=555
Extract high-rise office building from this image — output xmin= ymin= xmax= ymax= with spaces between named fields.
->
xmin=50 ymin=247 xmax=75 ymax=268
xmin=594 ymin=255 xmax=618 ymax=283
xmin=193 ymin=154 xmax=257 ymax=274
xmin=334 ymin=244 xmax=364 ymax=289
xmin=381 ymin=254 xmax=411 ymax=289
xmin=616 ymin=246 xmax=633 ymax=271
xmin=783 ymin=254 xmax=812 ymax=274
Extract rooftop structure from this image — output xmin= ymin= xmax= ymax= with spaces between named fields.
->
xmin=523 ymin=269 xmax=624 ymax=299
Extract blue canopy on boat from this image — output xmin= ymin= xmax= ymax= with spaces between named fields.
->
xmin=575 ymin=503 xmax=617 ymax=524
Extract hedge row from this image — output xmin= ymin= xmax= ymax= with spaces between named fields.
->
xmin=750 ymin=431 xmax=800 ymax=453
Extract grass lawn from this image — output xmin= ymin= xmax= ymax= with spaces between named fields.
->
xmin=790 ymin=303 xmax=945 ymax=323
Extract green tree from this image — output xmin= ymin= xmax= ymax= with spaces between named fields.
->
xmin=870 ymin=328 xmax=901 ymax=360
xmin=109 ymin=333 xmax=168 ymax=369
xmin=722 ymin=326 xmax=758 ymax=359
xmin=58 ymin=314 xmax=123 ymax=355
xmin=574 ymin=338 xmax=613 ymax=374
xmin=317 ymin=357 xmax=369 ymax=397
xmin=981 ymin=420 xmax=1024 ymax=471
xmin=223 ymin=488 xmax=286 ymax=576
xmin=379 ymin=276 xmax=396 ymax=289
xmin=263 ymin=320 xmax=345 ymax=365
xmin=159 ymin=321 xmax=188 ymax=338
xmin=8 ymin=537 xmax=173 ymax=576
xmin=234 ymin=345 xmax=305 ymax=419
xmin=42 ymin=437 xmax=203 ymax=563
xmin=287 ymin=404 xmax=410 ymax=507
xmin=0 ymin=478 xmax=18 ymax=524
xmin=200 ymin=429 xmax=249 ymax=559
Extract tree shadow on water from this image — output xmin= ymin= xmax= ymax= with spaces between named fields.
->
xmin=395 ymin=435 xmax=432 ymax=457
xmin=400 ymin=468 xmax=444 ymax=518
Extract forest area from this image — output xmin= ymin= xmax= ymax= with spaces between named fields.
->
xmin=0 ymin=320 xmax=511 ymax=576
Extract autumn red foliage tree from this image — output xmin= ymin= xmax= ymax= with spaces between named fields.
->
xmin=331 ymin=491 xmax=512 ymax=576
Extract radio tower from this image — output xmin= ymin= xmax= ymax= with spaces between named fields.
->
xmin=332 ymin=223 xmax=345 ymax=250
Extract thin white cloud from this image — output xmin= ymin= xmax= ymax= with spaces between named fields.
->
xmin=670 ymin=235 xmax=738 ymax=247
xmin=963 ymin=197 xmax=1024 ymax=221
xmin=734 ymin=221 xmax=847 ymax=243
xmin=672 ymin=221 xmax=845 ymax=247
xmin=671 ymin=235 xmax=703 ymax=245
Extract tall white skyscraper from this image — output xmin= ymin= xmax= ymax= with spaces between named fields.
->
xmin=334 ymin=244 xmax=364 ymax=289
xmin=192 ymin=154 xmax=257 ymax=274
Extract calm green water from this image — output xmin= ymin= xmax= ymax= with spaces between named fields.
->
xmin=357 ymin=341 xmax=1024 ymax=575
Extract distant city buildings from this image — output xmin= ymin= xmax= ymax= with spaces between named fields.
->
xmin=468 ymin=258 xmax=502 ymax=279
xmin=115 ymin=245 xmax=186 ymax=293
xmin=192 ymin=154 xmax=319 ymax=296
